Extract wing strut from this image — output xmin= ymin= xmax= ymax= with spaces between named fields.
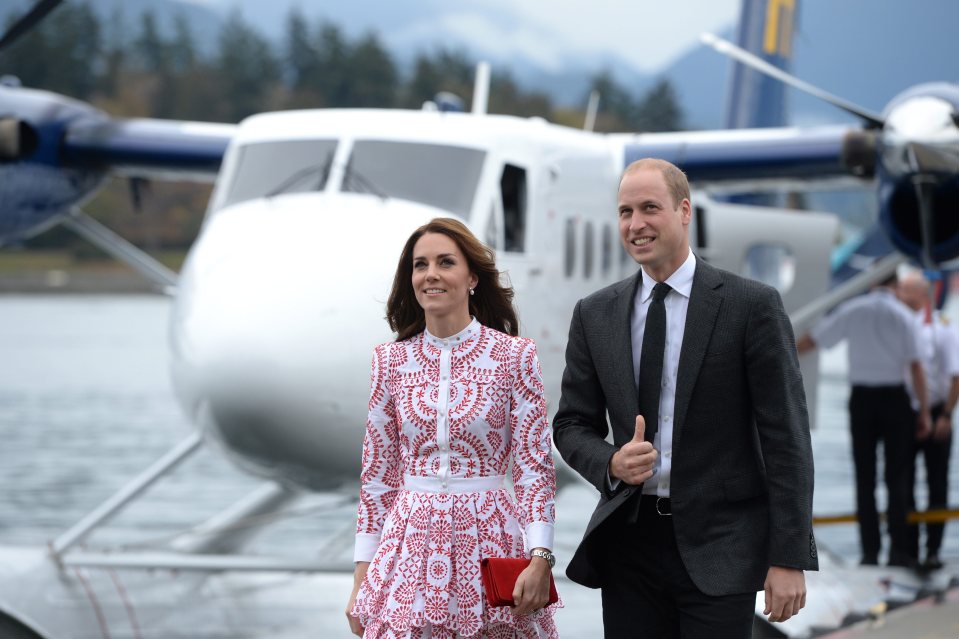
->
xmin=50 ymin=433 xmax=203 ymax=558
xmin=789 ymin=252 xmax=906 ymax=335
xmin=62 ymin=207 xmax=179 ymax=294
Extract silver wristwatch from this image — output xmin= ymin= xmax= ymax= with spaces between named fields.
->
xmin=530 ymin=548 xmax=555 ymax=568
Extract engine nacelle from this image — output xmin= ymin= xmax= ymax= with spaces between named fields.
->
xmin=876 ymin=82 xmax=959 ymax=263
xmin=0 ymin=85 xmax=109 ymax=244
xmin=879 ymin=172 xmax=959 ymax=263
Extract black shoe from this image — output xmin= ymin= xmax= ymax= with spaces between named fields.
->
xmin=887 ymin=553 xmax=920 ymax=569
xmin=922 ymin=554 xmax=944 ymax=571
xmin=860 ymin=556 xmax=879 ymax=566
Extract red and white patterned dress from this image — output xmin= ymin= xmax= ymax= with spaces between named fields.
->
xmin=352 ymin=319 xmax=560 ymax=639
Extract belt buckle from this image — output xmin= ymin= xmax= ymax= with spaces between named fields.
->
xmin=656 ymin=497 xmax=672 ymax=516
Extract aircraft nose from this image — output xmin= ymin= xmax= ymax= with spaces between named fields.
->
xmin=170 ymin=194 xmax=442 ymax=489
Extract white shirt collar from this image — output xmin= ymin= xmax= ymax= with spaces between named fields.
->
xmin=424 ymin=317 xmax=480 ymax=348
xmin=640 ymin=251 xmax=696 ymax=302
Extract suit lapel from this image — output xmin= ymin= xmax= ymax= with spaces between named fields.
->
xmin=673 ymin=260 xmax=723 ymax=450
xmin=611 ymin=270 xmax=642 ymax=422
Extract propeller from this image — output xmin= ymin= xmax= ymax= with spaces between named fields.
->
xmin=701 ymin=32 xmax=959 ymax=271
xmin=700 ymin=33 xmax=886 ymax=129
xmin=0 ymin=0 xmax=64 ymax=53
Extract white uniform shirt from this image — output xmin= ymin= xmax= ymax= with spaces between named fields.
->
xmin=906 ymin=310 xmax=959 ymax=409
xmin=632 ymin=251 xmax=695 ymax=498
xmin=811 ymin=287 xmax=921 ymax=385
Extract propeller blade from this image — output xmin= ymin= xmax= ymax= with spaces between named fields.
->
xmin=905 ymin=141 xmax=959 ymax=175
xmin=912 ymin=173 xmax=938 ymax=269
xmin=0 ymin=0 xmax=64 ymax=52
xmin=700 ymin=32 xmax=886 ymax=129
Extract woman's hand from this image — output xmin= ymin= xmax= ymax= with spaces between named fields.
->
xmin=511 ymin=554 xmax=552 ymax=616
xmin=346 ymin=562 xmax=370 ymax=636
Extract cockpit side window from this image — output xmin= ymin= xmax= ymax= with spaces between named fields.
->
xmin=221 ymin=139 xmax=337 ymax=209
xmin=345 ymin=141 xmax=485 ymax=217
xmin=500 ymin=164 xmax=527 ymax=253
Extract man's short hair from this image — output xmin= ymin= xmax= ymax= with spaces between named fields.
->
xmin=622 ymin=158 xmax=690 ymax=209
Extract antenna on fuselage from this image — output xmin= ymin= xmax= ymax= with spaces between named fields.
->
xmin=584 ymin=90 xmax=600 ymax=132
xmin=471 ymin=61 xmax=490 ymax=115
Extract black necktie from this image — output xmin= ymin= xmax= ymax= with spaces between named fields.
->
xmin=638 ymin=282 xmax=671 ymax=446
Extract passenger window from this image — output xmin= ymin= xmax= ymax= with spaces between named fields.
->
xmin=501 ymin=164 xmax=527 ymax=252
xmin=564 ymin=218 xmax=576 ymax=278
xmin=583 ymin=222 xmax=594 ymax=279
xmin=601 ymin=224 xmax=612 ymax=276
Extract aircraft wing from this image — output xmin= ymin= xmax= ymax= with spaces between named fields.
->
xmin=612 ymin=124 xmax=871 ymax=192
xmin=61 ymin=117 xmax=237 ymax=183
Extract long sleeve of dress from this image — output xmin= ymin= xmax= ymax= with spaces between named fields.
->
xmin=354 ymin=343 xmax=402 ymax=562
xmin=509 ymin=338 xmax=556 ymax=552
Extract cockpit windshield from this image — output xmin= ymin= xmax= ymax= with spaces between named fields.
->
xmin=344 ymin=141 xmax=485 ymax=217
xmin=221 ymin=139 xmax=337 ymax=208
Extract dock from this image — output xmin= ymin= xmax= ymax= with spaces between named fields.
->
xmin=818 ymin=587 xmax=959 ymax=638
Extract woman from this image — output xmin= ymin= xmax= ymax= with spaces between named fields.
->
xmin=346 ymin=218 xmax=560 ymax=638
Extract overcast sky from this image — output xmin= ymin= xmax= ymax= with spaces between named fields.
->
xmin=184 ymin=0 xmax=742 ymax=73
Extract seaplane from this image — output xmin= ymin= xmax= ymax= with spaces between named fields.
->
xmin=2 ymin=0 xmax=959 ymax=636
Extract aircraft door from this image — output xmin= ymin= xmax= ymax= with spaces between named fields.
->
xmin=694 ymin=194 xmax=839 ymax=428
xmin=492 ymin=161 xmax=536 ymax=297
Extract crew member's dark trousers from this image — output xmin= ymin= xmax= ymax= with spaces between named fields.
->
xmin=909 ymin=403 xmax=954 ymax=558
xmin=599 ymin=496 xmax=755 ymax=639
xmin=849 ymin=385 xmax=915 ymax=564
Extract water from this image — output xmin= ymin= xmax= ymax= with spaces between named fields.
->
xmin=1 ymin=295 xmax=957 ymax=583
xmin=0 ymin=295 xmax=352 ymax=557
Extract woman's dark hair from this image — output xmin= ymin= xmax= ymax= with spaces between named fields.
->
xmin=386 ymin=218 xmax=518 ymax=341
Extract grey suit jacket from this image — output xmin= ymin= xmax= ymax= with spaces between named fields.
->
xmin=553 ymin=259 xmax=818 ymax=596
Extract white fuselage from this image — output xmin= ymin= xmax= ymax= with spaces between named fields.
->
xmin=170 ymin=109 xmax=627 ymax=490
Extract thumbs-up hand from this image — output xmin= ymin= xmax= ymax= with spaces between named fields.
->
xmin=609 ymin=415 xmax=658 ymax=485
xmin=632 ymin=414 xmax=646 ymax=443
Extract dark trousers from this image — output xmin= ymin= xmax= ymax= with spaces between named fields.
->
xmin=599 ymin=496 xmax=755 ymax=639
xmin=849 ymin=384 xmax=915 ymax=564
xmin=908 ymin=403 xmax=954 ymax=557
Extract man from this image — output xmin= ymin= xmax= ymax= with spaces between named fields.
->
xmin=897 ymin=272 xmax=958 ymax=570
xmin=553 ymin=158 xmax=817 ymax=638
xmin=797 ymin=276 xmax=929 ymax=567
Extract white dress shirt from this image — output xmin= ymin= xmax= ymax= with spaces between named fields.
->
xmin=906 ymin=310 xmax=959 ymax=409
xmin=631 ymin=251 xmax=696 ymax=498
xmin=811 ymin=287 xmax=921 ymax=385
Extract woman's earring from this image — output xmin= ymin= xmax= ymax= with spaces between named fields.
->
xmin=469 ymin=287 xmax=475 ymax=296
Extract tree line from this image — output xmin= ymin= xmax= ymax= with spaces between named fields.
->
xmin=1 ymin=2 xmax=682 ymax=132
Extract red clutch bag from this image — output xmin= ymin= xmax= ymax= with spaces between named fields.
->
xmin=480 ymin=557 xmax=559 ymax=607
